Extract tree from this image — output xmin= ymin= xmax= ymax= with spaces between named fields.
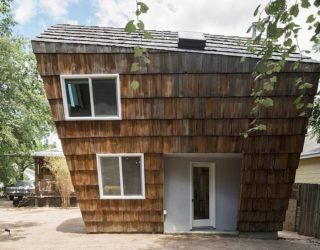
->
xmin=46 ymin=157 xmax=73 ymax=207
xmin=310 ymin=97 xmax=320 ymax=142
xmin=245 ymin=0 xmax=320 ymax=137
xmin=0 ymin=0 xmax=53 ymax=185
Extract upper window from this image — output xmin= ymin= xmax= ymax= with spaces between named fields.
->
xmin=96 ymin=154 xmax=145 ymax=199
xmin=60 ymin=74 xmax=121 ymax=120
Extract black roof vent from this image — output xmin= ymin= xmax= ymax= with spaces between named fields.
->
xmin=178 ymin=31 xmax=206 ymax=50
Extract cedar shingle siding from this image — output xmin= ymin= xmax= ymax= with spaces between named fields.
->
xmin=32 ymin=24 xmax=320 ymax=233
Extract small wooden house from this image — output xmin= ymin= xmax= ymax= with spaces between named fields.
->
xmin=33 ymin=148 xmax=64 ymax=196
xmin=295 ymin=135 xmax=320 ymax=184
xmin=32 ymin=24 xmax=319 ymax=237
xmin=32 ymin=148 xmax=77 ymax=207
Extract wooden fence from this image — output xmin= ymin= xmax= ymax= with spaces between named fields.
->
xmin=297 ymin=184 xmax=320 ymax=238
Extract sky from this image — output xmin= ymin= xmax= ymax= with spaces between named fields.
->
xmin=12 ymin=0 xmax=320 ymax=59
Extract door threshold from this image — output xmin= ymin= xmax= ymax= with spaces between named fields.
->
xmin=165 ymin=230 xmax=239 ymax=236
xmin=191 ymin=226 xmax=215 ymax=231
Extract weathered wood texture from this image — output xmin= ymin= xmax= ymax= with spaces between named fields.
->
xmin=297 ymin=184 xmax=320 ymax=238
xmin=33 ymin=48 xmax=319 ymax=233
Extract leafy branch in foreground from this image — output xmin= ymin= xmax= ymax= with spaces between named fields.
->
xmin=242 ymin=0 xmax=320 ymax=138
xmin=124 ymin=1 xmax=153 ymax=90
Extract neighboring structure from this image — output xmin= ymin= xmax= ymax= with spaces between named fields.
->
xmin=33 ymin=148 xmax=64 ymax=196
xmin=32 ymin=24 xmax=320 ymax=237
xmin=32 ymin=148 xmax=76 ymax=206
xmin=295 ymin=135 xmax=320 ymax=184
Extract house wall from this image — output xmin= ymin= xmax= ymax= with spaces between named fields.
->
xmin=295 ymin=157 xmax=320 ymax=184
xmin=164 ymin=155 xmax=241 ymax=232
xmin=32 ymin=47 xmax=319 ymax=233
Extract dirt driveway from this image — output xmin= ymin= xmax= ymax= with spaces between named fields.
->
xmin=0 ymin=199 xmax=320 ymax=250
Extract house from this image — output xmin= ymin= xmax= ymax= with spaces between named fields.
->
xmin=31 ymin=24 xmax=320 ymax=238
xmin=295 ymin=135 xmax=320 ymax=184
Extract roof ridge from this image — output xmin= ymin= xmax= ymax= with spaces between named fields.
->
xmin=31 ymin=24 xmax=318 ymax=63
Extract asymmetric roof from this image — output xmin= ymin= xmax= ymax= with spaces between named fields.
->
xmin=32 ymin=24 xmax=318 ymax=63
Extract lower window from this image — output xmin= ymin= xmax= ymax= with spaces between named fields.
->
xmin=96 ymin=154 xmax=145 ymax=199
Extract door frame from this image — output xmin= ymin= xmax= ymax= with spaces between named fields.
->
xmin=189 ymin=162 xmax=216 ymax=229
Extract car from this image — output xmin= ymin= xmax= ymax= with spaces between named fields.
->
xmin=5 ymin=180 xmax=35 ymax=200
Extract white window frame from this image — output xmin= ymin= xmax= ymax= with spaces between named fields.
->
xmin=60 ymin=74 xmax=121 ymax=120
xmin=96 ymin=153 xmax=145 ymax=199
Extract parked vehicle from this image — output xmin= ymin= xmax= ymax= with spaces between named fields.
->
xmin=5 ymin=180 xmax=35 ymax=200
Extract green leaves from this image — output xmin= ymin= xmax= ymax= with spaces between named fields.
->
xmin=289 ymin=4 xmax=299 ymax=17
xmin=143 ymin=56 xmax=150 ymax=64
xmin=0 ymin=0 xmax=16 ymax=37
xmin=298 ymin=82 xmax=313 ymax=89
xmin=243 ymin=0 xmax=320 ymax=138
xmin=301 ymin=0 xmax=310 ymax=8
xmin=307 ymin=103 xmax=314 ymax=109
xmin=265 ymin=0 xmax=286 ymax=15
xmin=243 ymin=123 xmax=267 ymax=138
xmin=143 ymin=31 xmax=153 ymax=39
xmin=256 ymin=124 xmax=267 ymax=131
xmin=254 ymin=4 xmax=261 ymax=16
xmin=0 ymin=35 xmax=53 ymax=183
xmin=263 ymin=82 xmax=274 ymax=91
xmin=310 ymin=98 xmax=320 ymax=142
xmin=261 ymin=98 xmax=274 ymax=107
xmin=283 ymin=38 xmax=292 ymax=47
xmin=125 ymin=1 xmax=152 ymax=90
xmin=137 ymin=2 xmax=149 ymax=13
xmin=130 ymin=80 xmax=139 ymax=91
xmin=137 ymin=20 xmax=144 ymax=30
xmin=306 ymin=15 xmax=315 ymax=23
xmin=124 ymin=20 xmax=136 ymax=33
xmin=134 ymin=46 xmax=144 ymax=57
xmin=131 ymin=62 xmax=140 ymax=72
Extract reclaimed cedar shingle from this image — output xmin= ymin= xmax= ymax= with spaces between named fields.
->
xmin=32 ymin=24 xmax=317 ymax=63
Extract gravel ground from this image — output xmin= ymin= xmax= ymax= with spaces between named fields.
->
xmin=0 ymin=199 xmax=320 ymax=250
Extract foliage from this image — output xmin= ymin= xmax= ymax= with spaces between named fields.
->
xmin=124 ymin=1 xmax=152 ymax=90
xmin=0 ymin=0 xmax=53 ymax=184
xmin=243 ymin=0 xmax=320 ymax=137
xmin=46 ymin=157 xmax=73 ymax=207
xmin=0 ymin=0 xmax=15 ymax=36
xmin=0 ymin=156 xmax=19 ymax=185
xmin=310 ymin=97 xmax=320 ymax=142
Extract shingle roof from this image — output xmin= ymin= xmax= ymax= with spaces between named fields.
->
xmin=32 ymin=148 xmax=64 ymax=157
xmin=301 ymin=135 xmax=320 ymax=159
xmin=32 ymin=24 xmax=318 ymax=62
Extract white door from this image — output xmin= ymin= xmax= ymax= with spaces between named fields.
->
xmin=191 ymin=162 xmax=215 ymax=228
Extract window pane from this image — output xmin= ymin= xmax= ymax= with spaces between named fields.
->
xmin=122 ymin=156 xmax=142 ymax=196
xmin=100 ymin=157 xmax=121 ymax=196
xmin=92 ymin=78 xmax=118 ymax=116
xmin=65 ymin=79 xmax=92 ymax=117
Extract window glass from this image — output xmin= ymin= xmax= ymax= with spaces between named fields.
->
xmin=97 ymin=154 xmax=144 ymax=198
xmin=122 ymin=156 xmax=142 ymax=195
xmin=92 ymin=79 xmax=118 ymax=116
xmin=100 ymin=157 xmax=121 ymax=196
xmin=65 ymin=79 xmax=91 ymax=117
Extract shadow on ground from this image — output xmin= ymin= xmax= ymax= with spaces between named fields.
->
xmin=56 ymin=217 xmax=86 ymax=234
xmin=0 ymin=221 xmax=40 ymax=242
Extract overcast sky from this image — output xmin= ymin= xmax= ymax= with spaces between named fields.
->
xmin=12 ymin=0 xmax=320 ymax=59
